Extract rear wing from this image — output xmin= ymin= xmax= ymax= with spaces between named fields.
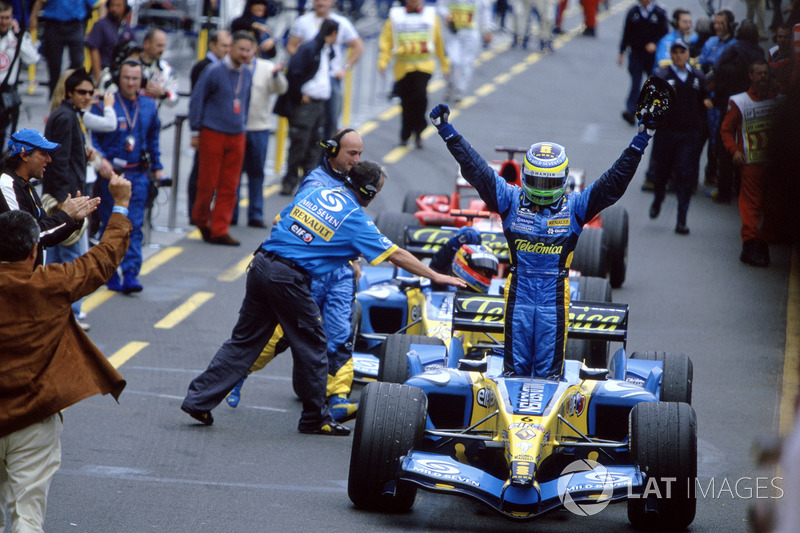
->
xmin=404 ymin=225 xmax=511 ymax=263
xmin=452 ymin=293 xmax=629 ymax=343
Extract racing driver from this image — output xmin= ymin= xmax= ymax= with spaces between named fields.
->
xmin=430 ymin=103 xmax=653 ymax=379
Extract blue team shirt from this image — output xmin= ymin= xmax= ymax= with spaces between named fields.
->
xmin=263 ymin=186 xmax=397 ymax=276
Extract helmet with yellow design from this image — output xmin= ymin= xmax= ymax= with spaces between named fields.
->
xmin=522 ymin=142 xmax=569 ymax=205
xmin=452 ymin=244 xmax=499 ymax=293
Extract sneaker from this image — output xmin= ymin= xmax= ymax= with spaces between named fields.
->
xmin=299 ymin=420 xmax=351 ymax=436
xmin=247 ymin=220 xmax=267 ymax=228
xmin=106 ymin=271 xmax=123 ymax=292
xmin=329 ymin=394 xmax=358 ymax=422
xmin=75 ymin=312 xmax=91 ymax=331
xmin=741 ymin=240 xmax=768 ymax=267
xmin=181 ymin=405 xmax=214 ymax=426
xmin=122 ymin=270 xmax=143 ymax=294
xmin=226 ymin=377 xmax=246 ymax=408
xmin=582 ymin=27 xmax=596 ymax=37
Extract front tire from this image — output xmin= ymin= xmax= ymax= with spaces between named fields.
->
xmin=628 ymin=401 xmax=697 ymax=530
xmin=630 ymin=351 xmax=693 ymax=404
xmin=379 ymin=334 xmax=446 ymax=384
xmin=348 ymin=382 xmax=427 ymax=512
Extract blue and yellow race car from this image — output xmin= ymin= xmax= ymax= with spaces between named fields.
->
xmin=347 ymin=294 xmax=696 ymax=529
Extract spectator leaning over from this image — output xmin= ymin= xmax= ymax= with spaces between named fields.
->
xmin=617 ymin=0 xmax=669 ymax=125
xmin=286 ymin=0 xmax=364 ymax=139
xmin=181 ymin=160 xmax=465 ymax=434
xmin=710 ymin=19 xmax=765 ymax=203
xmin=29 ymin=0 xmax=98 ymax=97
xmin=92 ymin=59 xmax=164 ymax=292
xmin=0 ymin=128 xmax=99 ymax=267
xmin=189 ymin=31 xmax=255 ymax=246
xmin=84 ymin=0 xmax=135 ymax=84
xmin=0 ymin=175 xmax=129 ymax=533
xmin=187 ymin=29 xmax=231 ymax=223
xmin=720 ymin=59 xmax=784 ymax=267
xmin=226 ymin=128 xmax=364 ymax=418
xmin=697 ymin=9 xmax=736 ymax=184
xmin=231 ymin=0 xmax=278 ymax=59
xmin=654 ymin=8 xmax=693 ymax=68
xmin=0 ymin=1 xmax=39 ymax=150
xmin=647 ymin=39 xmax=712 ymax=235
xmin=378 ymin=0 xmax=450 ymax=149
xmin=231 ymin=48 xmax=287 ymax=228
xmin=438 ymin=0 xmax=493 ymax=101
xmin=41 ymin=69 xmax=96 ymax=330
xmin=139 ymin=28 xmax=179 ymax=109
xmin=274 ymin=19 xmax=339 ymax=196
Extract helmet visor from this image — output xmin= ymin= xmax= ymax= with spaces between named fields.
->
xmin=522 ymin=170 xmax=567 ymax=192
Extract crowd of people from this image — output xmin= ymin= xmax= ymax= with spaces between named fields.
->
xmin=0 ymin=0 xmax=798 ymax=530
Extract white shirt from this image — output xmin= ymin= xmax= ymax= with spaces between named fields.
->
xmin=289 ymin=12 xmax=359 ymax=73
xmin=246 ymin=58 xmax=288 ymax=131
xmin=301 ymin=44 xmax=332 ymax=100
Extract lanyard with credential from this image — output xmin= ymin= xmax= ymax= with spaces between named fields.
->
xmin=117 ymin=93 xmax=139 ymax=152
xmin=227 ymin=64 xmax=244 ymax=115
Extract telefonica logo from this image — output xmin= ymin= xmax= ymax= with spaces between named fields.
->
xmin=515 ymin=240 xmax=562 ymax=254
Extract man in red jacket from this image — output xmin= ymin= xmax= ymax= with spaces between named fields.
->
xmin=720 ymin=59 xmax=784 ymax=267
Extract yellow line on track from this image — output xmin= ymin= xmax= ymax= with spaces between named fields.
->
xmin=780 ymin=246 xmax=800 ymax=435
xmin=475 ymin=83 xmax=495 ymax=97
xmin=218 ymin=255 xmax=254 ymax=282
xmin=83 ymin=288 xmax=114 ymax=314
xmin=154 ymin=292 xmax=215 ymax=329
xmin=140 ymin=246 xmax=183 ymax=276
xmin=378 ymin=106 xmax=401 ymax=120
xmin=359 ymin=121 xmax=379 ymax=135
xmin=108 ymin=341 xmax=149 ymax=369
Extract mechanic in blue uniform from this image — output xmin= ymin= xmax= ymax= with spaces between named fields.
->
xmin=182 ymin=161 xmax=465 ymax=435
xmin=92 ymin=59 xmax=164 ymax=293
xmin=430 ymin=103 xmax=653 ymax=379
xmin=226 ymin=128 xmax=364 ymax=421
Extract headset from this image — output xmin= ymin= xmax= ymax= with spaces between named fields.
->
xmin=671 ymin=8 xmax=690 ymax=29
xmin=344 ymin=175 xmax=379 ymax=201
xmin=319 ymin=128 xmax=355 ymax=158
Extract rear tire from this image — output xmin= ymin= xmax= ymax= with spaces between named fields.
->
xmin=628 ymin=401 xmax=697 ymax=530
xmin=565 ymin=276 xmax=612 ymax=367
xmin=402 ymin=190 xmax=429 ymax=213
xmin=602 ymin=206 xmax=629 ymax=288
xmin=379 ymin=334 xmax=446 ymax=384
xmin=375 ymin=212 xmax=418 ymax=248
xmin=572 ymin=227 xmax=608 ymax=279
xmin=630 ymin=352 xmax=693 ymax=404
xmin=348 ymin=382 xmax=427 ymax=512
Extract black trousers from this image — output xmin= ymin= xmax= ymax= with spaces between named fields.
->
xmin=182 ymin=252 xmax=330 ymax=430
xmin=395 ymin=70 xmax=431 ymax=142
xmin=40 ymin=19 xmax=86 ymax=97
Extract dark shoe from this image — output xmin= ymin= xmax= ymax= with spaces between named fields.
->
xmin=106 ymin=271 xmax=123 ymax=292
xmin=553 ymin=25 xmax=563 ymax=34
xmin=280 ymin=183 xmax=294 ymax=196
xmin=198 ymin=227 xmax=211 ymax=242
xmin=181 ymin=405 xmax=214 ymax=426
xmin=675 ymin=224 xmax=690 ymax=235
xmin=122 ymin=270 xmax=143 ymax=294
xmin=415 ymin=136 xmax=423 ymax=149
xmin=582 ymin=27 xmax=596 ymax=37
xmin=741 ymin=240 xmax=767 ymax=267
xmin=329 ymin=394 xmax=358 ymax=422
xmin=247 ymin=220 xmax=267 ymax=228
xmin=649 ymin=202 xmax=660 ymax=219
xmin=640 ymin=180 xmax=655 ymax=192
xmin=521 ymin=35 xmax=529 ymax=49
xmin=299 ymin=420 xmax=351 ymax=436
xmin=208 ymin=234 xmax=240 ymax=246
xmin=398 ymin=138 xmax=408 ymax=147
xmin=757 ymin=240 xmax=771 ymax=267
xmin=622 ymin=111 xmax=636 ymax=125
xmin=230 ymin=219 xmax=238 ymax=226
xmin=511 ymin=35 xmax=519 ymax=48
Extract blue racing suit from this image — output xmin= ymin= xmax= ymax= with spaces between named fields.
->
xmin=443 ymin=133 xmax=643 ymax=378
xmin=92 ymin=94 xmax=162 ymax=277
xmin=297 ymin=157 xmax=357 ymax=397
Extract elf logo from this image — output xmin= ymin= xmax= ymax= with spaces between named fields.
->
xmin=290 ymin=222 xmax=314 ymax=244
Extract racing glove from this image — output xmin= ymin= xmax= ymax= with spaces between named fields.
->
xmin=448 ymin=226 xmax=481 ymax=250
xmin=430 ymin=104 xmax=458 ymax=142
xmin=629 ymin=117 xmax=654 ymax=154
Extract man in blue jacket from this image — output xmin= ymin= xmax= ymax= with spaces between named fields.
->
xmin=93 ymin=59 xmax=164 ymax=293
xmin=430 ymin=103 xmax=652 ymax=379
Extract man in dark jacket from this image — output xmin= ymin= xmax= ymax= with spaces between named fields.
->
xmin=0 ymin=128 xmax=98 ymax=266
xmin=42 ymin=68 xmax=95 ymax=328
xmin=273 ymin=18 xmax=338 ymax=196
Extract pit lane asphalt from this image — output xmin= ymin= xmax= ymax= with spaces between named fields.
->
xmin=30 ymin=0 xmax=799 ymax=531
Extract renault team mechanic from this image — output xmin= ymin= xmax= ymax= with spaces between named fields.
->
xmin=430 ymin=103 xmax=653 ymax=378
xmin=181 ymin=161 xmax=464 ymax=435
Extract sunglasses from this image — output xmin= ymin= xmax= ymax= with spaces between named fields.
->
xmin=73 ymin=89 xmax=94 ymax=96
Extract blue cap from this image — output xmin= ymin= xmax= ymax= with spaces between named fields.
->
xmin=8 ymin=129 xmax=61 ymax=156
xmin=670 ymin=39 xmax=690 ymax=51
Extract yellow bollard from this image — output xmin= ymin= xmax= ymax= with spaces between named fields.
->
xmin=83 ymin=7 xmax=101 ymax=72
xmin=197 ymin=28 xmax=209 ymax=61
xmin=274 ymin=116 xmax=287 ymax=176
xmin=341 ymin=69 xmax=352 ymax=127
xmin=27 ymin=28 xmax=37 ymax=94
